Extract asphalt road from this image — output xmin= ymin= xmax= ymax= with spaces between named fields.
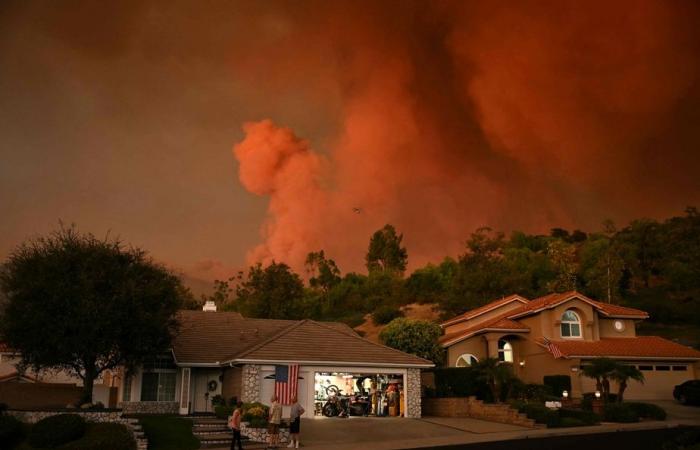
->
xmin=425 ymin=426 xmax=699 ymax=450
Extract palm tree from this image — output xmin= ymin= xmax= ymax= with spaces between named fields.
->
xmin=610 ymin=364 xmax=644 ymax=402
xmin=473 ymin=357 xmax=514 ymax=402
xmin=579 ymin=357 xmax=618 ymax=401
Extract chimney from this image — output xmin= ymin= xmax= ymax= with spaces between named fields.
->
xmin=202 ymin=300 xmax=217 ymax=312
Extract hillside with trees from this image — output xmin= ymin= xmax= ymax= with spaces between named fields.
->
xmin=191 ymin=208 xmax=700 ymax=348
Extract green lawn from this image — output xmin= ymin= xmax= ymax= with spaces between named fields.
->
xmin=136 ymin=415 xmax=200 ymax=450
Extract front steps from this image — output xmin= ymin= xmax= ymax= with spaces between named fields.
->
xmin=190 ymin=417 xmax=268 ymax=449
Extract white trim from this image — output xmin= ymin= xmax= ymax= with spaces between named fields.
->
xmin=229 ymin=358 xmax=434 ymax=368
xmin=441 ymin=328 xmax=529 ymax=348
xmin=441 ymin=296 xmax=529 ymax=328
xmin=572 ymin=355 xmax=700 ymax=361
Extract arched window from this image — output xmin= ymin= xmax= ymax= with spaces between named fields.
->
xmin=455 ymin=354 xmax=479 ymax=367
xmin=560 ymin=310 xmax=582 ymax=338
xmin=498 ymin=340 xmax=513 ymax=363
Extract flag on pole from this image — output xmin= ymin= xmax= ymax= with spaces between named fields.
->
xmin=274 ymin=364 xmax=299 ymax=405
xmin=542 ymin=337 xmax=564 ymax=359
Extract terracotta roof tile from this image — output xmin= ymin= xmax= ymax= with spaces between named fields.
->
xmin=439 ymin=315 xmax=529 ymax=346
xmin=507 ymin=291 xmax=649 ymax=318
xmin=538 ymin=336 xmax=700 ymax=359
xmin=440 ymin=294 xmax=529 ymax=327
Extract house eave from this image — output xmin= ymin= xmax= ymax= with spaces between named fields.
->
xmin=441 ymin=328 xmax=529 ymax=348
xmin=223 ymin=358 xmax=434 ymax=369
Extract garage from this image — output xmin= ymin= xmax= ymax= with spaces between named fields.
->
xmin=579 ymin=361 xmax=697 ymax=400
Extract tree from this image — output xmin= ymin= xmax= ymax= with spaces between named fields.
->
xmin=546 ymin=239 xmax=578 ymax=292
xmin=234 ymin=262 xmax=305 ymax=319
xmin=0 ymin=225 xmax=185 ymax=403
xmin=305 ymin=251 xmax=341 ymax=292
xmin=379 ymin=318 xmax=443 ymax=364
xmin=579 ymin=357 xmax=619 ymax=401
xmin=366 ymin=224 xmax=408 ymax=276
xmin=610 ymin=364 xmax=644 ymax=402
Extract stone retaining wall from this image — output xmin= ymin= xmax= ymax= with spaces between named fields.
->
xmin=119 ymin=401 xmax=179 ymax=415
xmin=8 ymin=410 xmax=149 ymax=450
xmin=240 ymin=422 xmax=290 ymax=444
xmin=422 ymin=397 xmax=536 ymax=428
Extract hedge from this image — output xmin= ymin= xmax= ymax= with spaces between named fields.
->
xmin=511 ymin=402 xmax=599 ymax=428
xmin=603 ymin=403 xmax=639 ymax=423
xmin=67 ymin=423 xmax=136 ymax=450
xmin=0 ymin=414 xmax=23 ymax=445
xmin=558 ymin=408 xmax=600 ymax=426
xmin=625 ymin=402 xmax=667 ymax=421
xmin=29 ymin=413 xmax=86 ymax=448
xmin=427 ymin=367 xmax=493 ymax=401
xmin=543 ymin=375 xmax=572 ymax=397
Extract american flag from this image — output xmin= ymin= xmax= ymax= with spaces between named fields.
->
xmin=274 ymin=364 xmax=299 ymax=405
xmin=543 ymin=337 xmax=564 ymax=359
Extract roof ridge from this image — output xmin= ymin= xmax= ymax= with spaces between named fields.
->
xmin=229 ymin=320 xmax=309 ymax=361
xmin=298 ymin=320 xmax=433 ymax=365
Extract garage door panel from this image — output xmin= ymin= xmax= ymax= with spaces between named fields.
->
xmin=578 ymin=362 xmax=693 ymax=400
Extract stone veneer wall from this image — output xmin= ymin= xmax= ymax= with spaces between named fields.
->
xmin=405 ymin=368 xmax=422 ymax=418
xmin=8 ymin=410 xmax=148 ymax=450
xmin=240 ymin=422 xmax=289 ymax=444
xmin=119 ymin=401 xmax=179 ymax=415
xmin=422 ymin=397 xmax=536 ymax=427
xmin=241 ymin=364 xmax=261 ymax=403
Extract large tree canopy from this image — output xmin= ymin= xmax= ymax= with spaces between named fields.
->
xmin=0 ymin=225 xmax=186 ymax=403
xmin=379 ymin=318 xmax=443 ymax=364
xmin=366 ymin=224 xmax=408 ymax=275
xmin=233 ymin=261 xmax=305 ymax=319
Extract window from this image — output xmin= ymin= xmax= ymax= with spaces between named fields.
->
xmin=655 ymin=365 xmax=670 ymax=371
xmin=122 ymin=375 xmax=132 ymax=402
xmin=456 ymin=354 xmax=479 ymax=367
xmin=498 ymin=340 xmax=513 ymax=363
xmin=672 ymin=366 xmax=688 ymax=371
xmin=560 ymin=310 xmax=582 ymax=338
xmin=141 ymin=372 xmax=177 ymax=401
xmin=638 ymin=365 xmax=653 ymax=371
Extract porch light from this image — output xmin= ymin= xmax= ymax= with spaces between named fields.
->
xmin=519 ymin=360 xmax=525 ymax=367
xmin=594 ymin=390 xmax=601 ymax=399
xmin=562 ymin=390 xmax=569 ymax=398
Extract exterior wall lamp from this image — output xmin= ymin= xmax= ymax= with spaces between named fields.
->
xmin=594 ymin=390 xmax=601 ymax=399
xmin=562 ymin=390 xmax=569 ymax=398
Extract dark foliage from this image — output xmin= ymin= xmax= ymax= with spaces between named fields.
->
xmin=603 ymin=403 xmax=640 ymax=423
xmin=427 ymin=367 xmax=492 ymax=401
xmin=543 ymin=375 xmax=572 ymax=396
xmin=67 ymin=423 xmax=136 ymax=450
xmin=28 ymin=414 xmax=86 ymax=448
xmin=0 ymin=414 xmax=23 ymax=445
xmin=626 ymin=402 xmax=667 ymax=420
xmin=372 ymin=304 xmax=403 ymax=325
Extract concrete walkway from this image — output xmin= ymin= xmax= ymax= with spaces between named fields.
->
xmin=210 ymin=404 xmax=700 ymax=450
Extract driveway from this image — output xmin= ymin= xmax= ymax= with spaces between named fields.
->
xmin=649 ymin=400 xmax=700 ymax=424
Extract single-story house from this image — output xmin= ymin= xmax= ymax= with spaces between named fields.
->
xmin=440 ymin=291 xmax=700 ymax=400
xmin=120 ymin=303 xmax=433 ymax=417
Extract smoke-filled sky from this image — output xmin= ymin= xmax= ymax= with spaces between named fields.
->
xmin=2 ymin=0 xmax=700 ymax=281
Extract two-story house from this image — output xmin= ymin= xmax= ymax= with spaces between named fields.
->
xmin=440 ymin=291 xmax=700 ymax=400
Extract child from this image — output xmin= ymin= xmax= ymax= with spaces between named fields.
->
xmin=288 ymin=395 xmax=305 ymax=448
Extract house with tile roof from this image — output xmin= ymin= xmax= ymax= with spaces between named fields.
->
xmin=440 ymin=291 xmax=700 ymax=399
xmin=119 ymin=303 xmax=433 ymax=417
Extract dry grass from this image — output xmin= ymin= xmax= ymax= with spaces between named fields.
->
xmin=354 ymin=303 xmax=442 ymax=343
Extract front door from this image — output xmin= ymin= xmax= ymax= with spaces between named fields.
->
xmin=192 ymin=369 xmax=222 ymax=413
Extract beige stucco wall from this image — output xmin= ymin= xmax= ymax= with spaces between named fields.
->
xmin=447 ymin=337 xmax=488 ymax=366
xmin=598 ymin=318 xmax=637 ymax=337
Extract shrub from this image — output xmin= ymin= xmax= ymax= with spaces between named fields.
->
xmin=518 ymin=403 xmax=558 ymax=425
xmin=429 ymin=367 xmax=493 ymax=401
xmin=543 ymin=375 xmax=572 ymax=397
xmin=626 ymin=402 xmax=667 ymax=421
xmin=0 ymin=402 xmax=8 ymax=414
xmin=559 ymin=408 xmax=600 ymax=425
xmin=604 ymin=403 xmax=639 ymax=423
xmin=372 ymin=305 xmax=403 ymax=325
xmin=214 ymin=405 xmax=235 ymax=420
xmin=29 ymin=414 xmax=86 ymax=448
xmin=558 ymin=417 xmax=586 ymax=427
xmin=512 ymin=383 xmax=555 ymax=402
xmin=0 ymin=415 xmax=23 ymax=444
xmin=242 ymin=402 xmax=270 ymax=428
xmin=211 ymin=394 xmax=226 ymax=407
xmin=581 ymin=392 xmax=618 ymax=410
xmin=69 ymin=423 xmax=136 ymax=450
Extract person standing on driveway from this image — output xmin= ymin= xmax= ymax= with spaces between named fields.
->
xmin=229 ymin=400 xmax=244 ymax=450
xmin=288 ymin=395 xmax=305 ymax=448
xmin=268 ymin=395 xmax=282 ymax=449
